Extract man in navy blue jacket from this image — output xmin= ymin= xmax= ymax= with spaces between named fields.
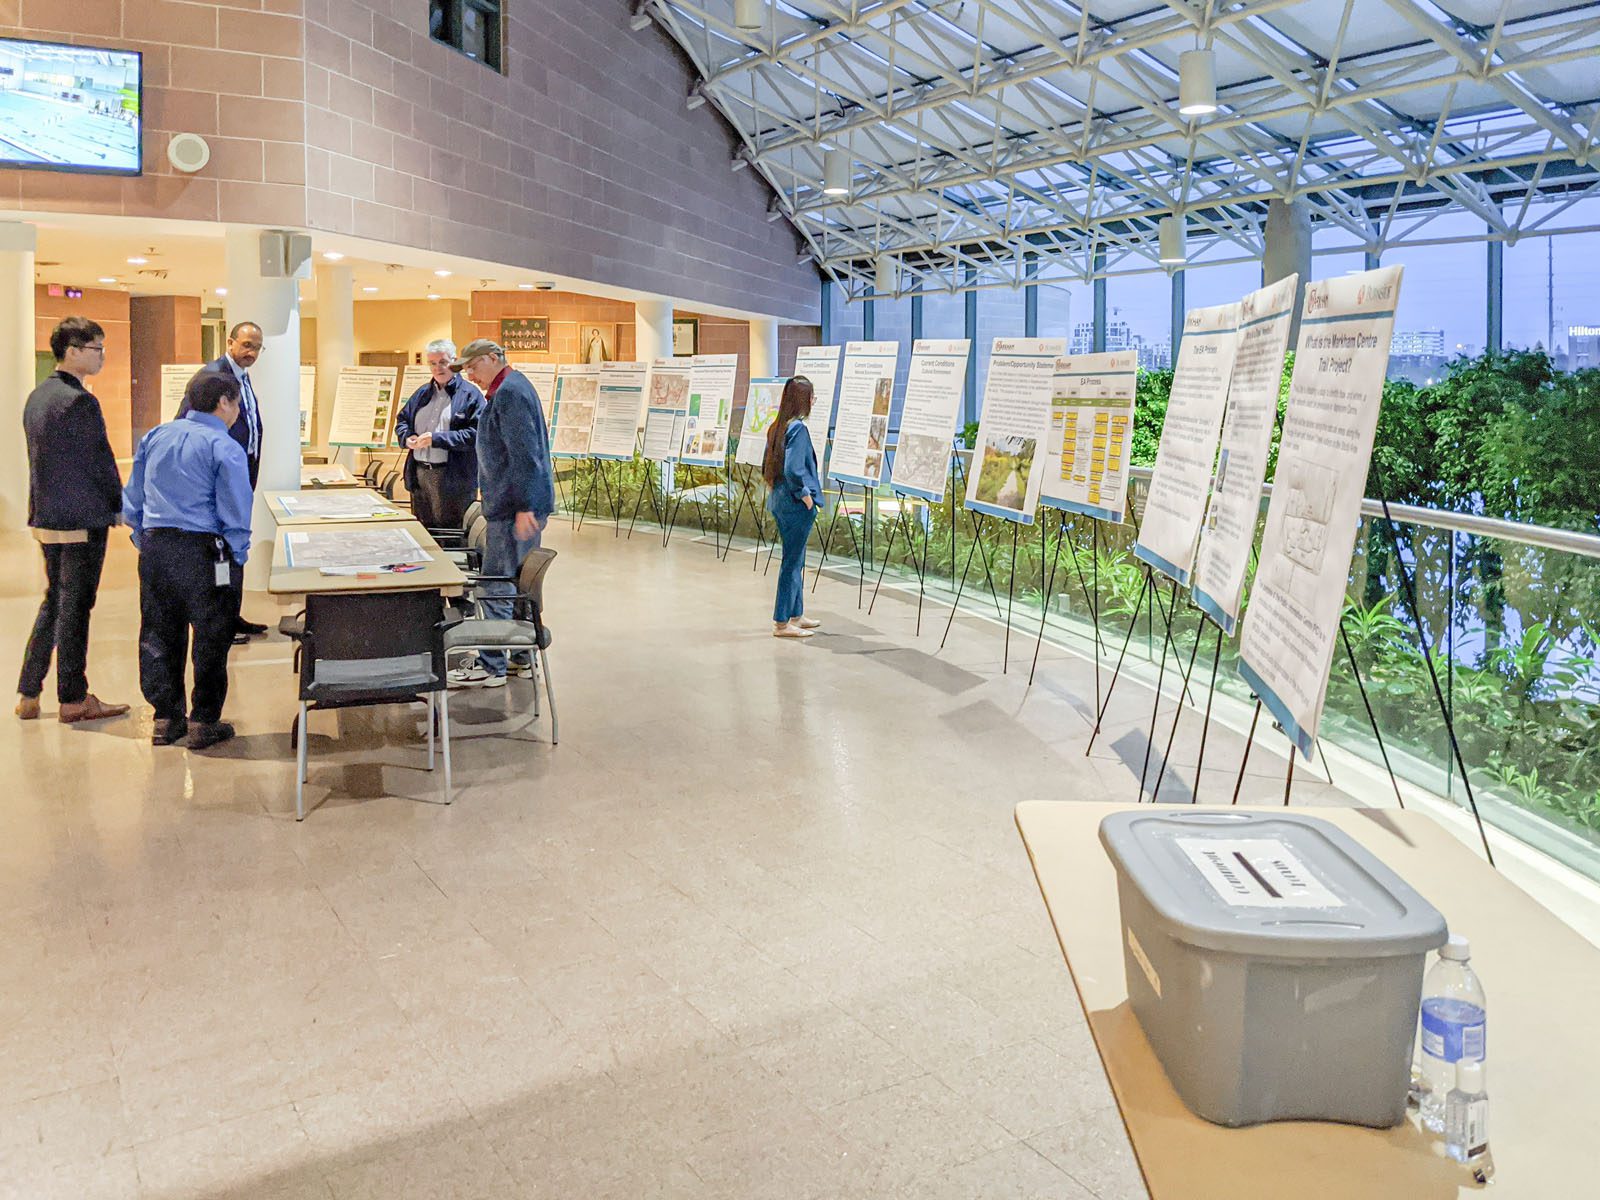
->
xmin=394 ymin=338 xmax=483 ymax=529
xmin=177 ymin=321 xmax=269 ymax=640
xmin=447 ymin=339 xmax=555 ymax=688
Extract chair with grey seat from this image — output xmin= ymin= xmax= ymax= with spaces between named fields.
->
xmin=295 ymin=590 xmax=454 ymax=819
xmin=445 ymin=546 xmax=559 ymax=743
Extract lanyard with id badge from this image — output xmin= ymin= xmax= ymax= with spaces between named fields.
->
xmin=213 ymin=536 xmax=233 ymax=587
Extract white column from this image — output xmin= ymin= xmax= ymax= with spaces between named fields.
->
xmin=225 ymin=227 xmax=301 ymax=590
xmin=634 ymin=298 xmax=673 ymax=363
xmin=313 ymin=262 xmax=353 ymax=450
xmin=0 ymin=222 xmax=36 ymax=533
xmin=749 ymin=316 xmax=779 ymax=378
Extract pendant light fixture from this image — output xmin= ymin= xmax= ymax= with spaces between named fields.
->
xmin=823 ymin=148 xmax=850 ymax=197
xmin=875 ymin=254 xmax=897 ymax=296
xmin=733 ymin=0 xmax=764 ymax=30
xmin=1159 ymin=215 xmax=1188 ymax=264
xmin=1178 ymin=48 xmax=1218 ymax=117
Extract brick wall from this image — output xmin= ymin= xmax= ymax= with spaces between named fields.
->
xmin=35 ymin=286 xmax=133 ymax=456
xmin=129 ymin=294 xmax=203 ymax=442
xmin=470 ymin=291 xmax=639 ymax=363
xmin=779 ymin=325 xmax=822 ymax=375
xmin=302 ymin=0 xmax=818 ymax=321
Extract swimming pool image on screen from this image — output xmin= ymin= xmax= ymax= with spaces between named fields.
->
xmin=0 ymin=38 xmax=141 ymax=175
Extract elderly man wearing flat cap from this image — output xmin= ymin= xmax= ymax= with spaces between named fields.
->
xmin=448 ymin=339 xmax=555 ymax=688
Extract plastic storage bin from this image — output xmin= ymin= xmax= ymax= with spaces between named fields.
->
xmin=1098 ymin=809 xmax=1448 ymax=1128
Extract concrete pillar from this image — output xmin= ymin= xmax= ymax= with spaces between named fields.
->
xmin=749 ymin=316 xmax=779 ymax=378
xmin=1170 ymin=269 xmax=1186 ymax=360
xmin=1486 ymin=239 xmax=1503 ymax=355
xmin=313 ymin=262 xmax=353 ymax=450
xmin=0 ymin=222 xmax=37 ymax=533
xmin=225 ymin=227 xmax=301 ymax=589
xmin=634 ymin=298 xmax=673 ymax=363
xmin=1263 ymin=198 xmax=1313 ymax=341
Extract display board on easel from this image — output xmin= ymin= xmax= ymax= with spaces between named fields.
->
xmin=1037 ymin=350 xmax=1138 ymax=522
xmin=963 ymin=338 xmax=1066 ymax=524
xmin=327 ymin=365 xmax=401 ymax=447
xmin=792 ymin=345 xmax=841 ymax=455
xmin=678 ymin=354 xmax=738 ymax=467
xmin=298 ymin=365 xmax=316 ymax=446
xmin=160 ymin=363 xmax=204 ymax=418
xmin=885 ymin=339 xmax=969 ymax=502
xmin=641 ymin=359 xmax=690 ymax=463
xmin=591 ymin=362 xmax=647 ymax=460
xmin=1238 ymin=265 xmax=1405 ymax=759
xmin=550 ymin=365 xmax=600 ymax=458
xmin=512 ymin=362 xmax=558 ymax=423
xmin=734 ymin=378 xmax=785 ymax=469
xmin=828 ymin=341 xmax=899 ymax=488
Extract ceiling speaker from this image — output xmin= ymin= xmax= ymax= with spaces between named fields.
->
xmin=167 ymin=133 xmax=211 ymax=174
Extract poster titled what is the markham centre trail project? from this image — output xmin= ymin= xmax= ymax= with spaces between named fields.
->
xmin=1238 ymin=265 xmax=1405 ymax=759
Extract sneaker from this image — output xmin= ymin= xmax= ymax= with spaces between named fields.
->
xmin=509 ymin=659 xmax=536 ymax=679
xmin=15 ymin=695 xmax=40 ymax=720
xmin=449 ymin=665 xmax=507 ymax=689
xmin=152 ymin=716 xmax=189 ymax=746
xmin=186 ymin=721 xmax=235 ymax=751
xmin=795 ymin=616 xmax=822 ymax=630
xmin=773 ymin=623 xmax=814 ymax=639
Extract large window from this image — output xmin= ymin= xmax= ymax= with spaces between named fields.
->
xmin=1381 ymin=212 xmax=1488 ymax=383
xmin=430 ymin=0 xmax=503 ymax=71
xmin=828 ymin=285 xmax=866 ymax=345
xmin=1504 ymin=198 xmax=1600 ymax=369
xmin=1183 ymin=258 xmax=1262 ymax=313
xmin=921 ymin=290 xmax=966 ymax=340
xmin=974 ymin=285 xmax=1028 ymax=410
xmin=873 ymin=296 xmax=913 ymax=428
xmin=1104 ymin=270 xmax=1174 ymax=372
xmin=1037 ymin=281 xmax=1092 ymax=348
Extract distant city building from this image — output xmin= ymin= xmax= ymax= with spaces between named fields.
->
xmin=1392 ymin=328 xmax=1446 ymax=356
xmin=1567 ymin=324 xmax=1600 ymax=370
xmin=1066 ymin=317 xmax=1169 ymax=369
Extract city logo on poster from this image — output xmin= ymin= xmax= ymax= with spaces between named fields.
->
xmin=500 ymin=317 xmax=550 ymax=353
xmin=1305 ymin=283 xmax=1331 ymax=315
xmin=1356 ymin=280 xmax=1394 ymax=306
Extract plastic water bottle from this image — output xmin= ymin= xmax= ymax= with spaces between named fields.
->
xmin=1419 ymin=934 xmax=1486 ymax=1133
xmin=1445 ymin=1059 xmax=1490 ymax=1165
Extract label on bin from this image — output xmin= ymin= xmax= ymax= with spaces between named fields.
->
xmin=1175 ymin=837 xmax=1345 ymax=909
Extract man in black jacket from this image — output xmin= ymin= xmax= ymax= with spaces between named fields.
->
xmin=15 ymin=317 xmax=131 ymax=724
xmin=177 ymin=321 xmax=269 ymax=641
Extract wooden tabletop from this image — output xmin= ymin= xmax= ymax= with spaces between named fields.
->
xmin=266 ymin=519 xmax=464 ymax=597
xmin=1014 ymin=801 xmax=1600 ymax=1199
xmin=266 ymin=488 xmax=410 ymax=526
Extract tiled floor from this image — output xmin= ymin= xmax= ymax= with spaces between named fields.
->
xmin=2 ymin=518 xmax=1344 ymax=1199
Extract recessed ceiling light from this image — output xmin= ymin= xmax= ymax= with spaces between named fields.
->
xmin=517 ymin=282 xmax=535 ymax=290
xmin=322 ymin=251 xmax=345 ymax=261
xmin=98 ymin=276 xmax=116 ymax=284
xmin=427 ymin=293 xmax=441 ymax=301
xmin=434 ymin=269 xmax=452 ymax=278
xmin=215 ymin=287 xmax=228 ymax=296
xmin=362 ymin=286 xmax=379 ymax=293
xmin=126 ymin=256 xmax=147 ymax=265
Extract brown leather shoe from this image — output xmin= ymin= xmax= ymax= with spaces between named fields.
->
xmin=186 ymin=721 xmax=235 ymax=751
xmin=15 ymin=695 xmax=40 ymax=720
xmin=59 ymin=694 xmax=131 ymax=724
xmin=152 ymin=717 xmax=189 ymax=746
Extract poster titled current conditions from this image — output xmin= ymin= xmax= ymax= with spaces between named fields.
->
xmin=829 ymin=341 xmax=899 ymax=488
xmin=1038 ymin=350 xmax=1138 ymax=522
xmin=792 ymin=345 xmax=841 ymax=455
xmin=1134 ymin=301 xmax=1241 ymax=585
xmin=328 ymin=366 xmax=401 ymax=448
xmin=964 ymin=338 xmax=1066 ymax=525
xmin=679 ymin=353 xmax=738 ymax=467
xmin=641 ymin=359 xmax=690 ymax=463
xmin=1191 ymin=274 xmax=1300 ymax=635
xmin=887 ymin=340 xmax=969 ymax=501
xmin=1238 ymin=265 xmax=1404 ymax=759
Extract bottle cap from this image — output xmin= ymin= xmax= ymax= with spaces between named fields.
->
xmin=1440 ymin=933 xmax=1470 ymax=961
xmin=1456 ymin=1059 xmax=1485 ymax=1092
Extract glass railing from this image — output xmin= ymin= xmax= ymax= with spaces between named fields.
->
xmin=562 ymin=452 xmax=1600 ymax=884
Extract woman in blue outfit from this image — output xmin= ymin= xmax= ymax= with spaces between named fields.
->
xmin=762 ymin=376 xmax=822 ymax=639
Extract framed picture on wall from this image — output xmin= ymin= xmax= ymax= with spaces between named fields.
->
xmin=500 ymin=317 xmax=550 ymax=353
xmin=672 ymin=317 xmax=699 ymax=357
xmin=578 ymin=323 xmax=618 ymax=365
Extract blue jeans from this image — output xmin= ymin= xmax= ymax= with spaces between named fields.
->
xmin=770 ymin=493 xmax=816 ymax=624
xmin=477 ymin=517 xmax=540 ymax=677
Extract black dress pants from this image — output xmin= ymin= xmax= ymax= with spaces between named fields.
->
xmin=138 ymin=530 xmax=239 ymax=725
xmin=409 ymin=462 xmax=467 ymax=529
xmin=17 ymin=528 xmax=109 ymax=705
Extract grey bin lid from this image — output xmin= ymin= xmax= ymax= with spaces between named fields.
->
xmin=1098 ymin=811 xmax=1448 ymax=960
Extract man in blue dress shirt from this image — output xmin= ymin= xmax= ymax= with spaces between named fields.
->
xmin=177 ymin=321 xmax=269 ymax=642
xmin=125 ymin=372 xmax=254 ymax=750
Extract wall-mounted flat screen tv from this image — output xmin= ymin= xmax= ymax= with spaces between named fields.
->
xmin=0 ymin=37 xmax=142 ymax=176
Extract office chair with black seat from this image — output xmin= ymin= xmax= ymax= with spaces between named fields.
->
xmin=361 ymin=459 xmax=383 ymax=486
xmin=445 ymin=546 xmax=559 ymax=743
xmin=427 ymin=499 xmax=483 ymax=549
xmin=294 ymin=590 xmax=455 ymax=820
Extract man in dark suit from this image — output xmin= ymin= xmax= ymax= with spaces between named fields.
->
xmin=178 ymin=321 xmax=269 ymax=640
xmin=15 ymin=317 xmax=131 ymax=724
xmin=394 ymin=338 xmax=483 ymax=529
